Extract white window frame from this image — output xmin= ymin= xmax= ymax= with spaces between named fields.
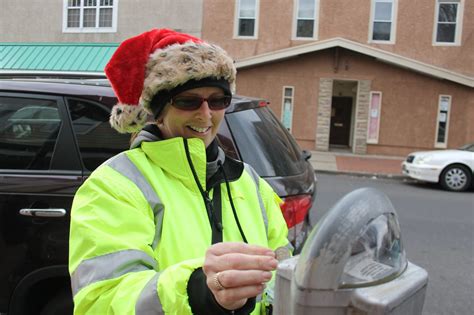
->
xmin=234 ymin=0 xmax=260 ymax=39
xmin=434 ymin=95 xmax=451 ymax=148
xmin=368 ymin=0 xmax=398 ymax=44
xmin=62 ymin=0 xmax=118 ymax=33
xmin=366 ymin=91 xmax=382 ymax=144
xmin=292 ymin=0 xmax=320 ymax=40
xmin=432 ymin=0 xmax=464 ymax=46
xmin=281 ymin=86 xmax=295 ymax=132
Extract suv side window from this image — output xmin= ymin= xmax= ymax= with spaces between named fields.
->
xmin=0 ymin=96 xmax=61 ymax=170
xmin=66 ymin=98 xmax=130 ymax=172
xmin=226 ymin=106 xmax=305 ymax=177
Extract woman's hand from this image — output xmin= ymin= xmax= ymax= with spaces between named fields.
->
xmin=203 ymin=242 xmax=278 ymax=311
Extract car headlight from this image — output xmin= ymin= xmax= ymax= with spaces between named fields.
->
xmin=415 ymin=155 xmax=432 ymax=164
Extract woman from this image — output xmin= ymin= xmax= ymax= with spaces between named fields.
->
xmin=69 ymin=29 xmax=290 ymax=314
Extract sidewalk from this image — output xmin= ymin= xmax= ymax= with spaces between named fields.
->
xmin=309 ymin=150 xmax=406 ymax=179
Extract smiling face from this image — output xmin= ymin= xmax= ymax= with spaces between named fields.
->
xmin=157 ymin=86 xmax=226 ymax=148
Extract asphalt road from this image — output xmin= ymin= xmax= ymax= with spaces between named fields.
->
xmin=310 ymin=172 xmax=474 ymax=315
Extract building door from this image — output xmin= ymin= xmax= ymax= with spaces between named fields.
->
xmin=329 ymin=97 xmax=352 ymax=146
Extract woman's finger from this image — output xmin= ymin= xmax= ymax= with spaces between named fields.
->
xmin=212 ymin=252 xmax=278 ymax=271
xmin=214 ymin=269 xmax=273 ymax=289
xmin=207 ymin=242 xmax=275 ymax=257
xmin=213 ymin=283 xmax=266 ymax=309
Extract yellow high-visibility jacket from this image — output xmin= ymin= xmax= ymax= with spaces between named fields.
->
xmin=69 ymin=135 xmax=289 ymax=314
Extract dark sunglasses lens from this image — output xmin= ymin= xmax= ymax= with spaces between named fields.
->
xmin=208 ymin=96 xmax=231 ymax=109
xmin=172 ymin=95 xmax=232 ymax=110
xmin=172 ymin=97 xmax=202 ymax=110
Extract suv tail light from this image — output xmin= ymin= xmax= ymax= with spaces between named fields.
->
xmin=280 ymin=194 xmax=312 ymax=228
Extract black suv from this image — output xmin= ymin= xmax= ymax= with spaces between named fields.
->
xmin=0 ymin=78 xmax=317 ymax=314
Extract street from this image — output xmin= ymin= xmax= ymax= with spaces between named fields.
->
xmin=311 ymin=173 xmax=474 ymax=315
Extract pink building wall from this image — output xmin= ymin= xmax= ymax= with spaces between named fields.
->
xmin=203 ymin=0 xmax=473 ymax=76
xmin=202 ymin=0 xmax=473 ymax=155
xmin=235 ymin=49 xmax=473 ymax=155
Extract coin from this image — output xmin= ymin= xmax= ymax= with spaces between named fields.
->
xmin=275 ymin=246 xmax=291 ymax=262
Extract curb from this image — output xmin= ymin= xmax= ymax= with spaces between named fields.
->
xmin=314 ymin=169 xmax=406 ymax=180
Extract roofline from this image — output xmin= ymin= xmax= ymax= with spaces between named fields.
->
xmin=0 ymin=70 xmax=106 ymax=78
xmin=235 ymin=37 xmax=474 ymax=88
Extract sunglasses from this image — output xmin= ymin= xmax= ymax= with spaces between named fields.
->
xmin=171 ymin=95 xmax=232 ymax=111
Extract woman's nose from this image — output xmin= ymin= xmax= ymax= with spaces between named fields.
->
xmin=197 ymin=100 xmax=212 ymax=116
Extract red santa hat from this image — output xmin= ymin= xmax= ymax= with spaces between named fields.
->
xmin=105 ymin=28 xmax=236 ymax=133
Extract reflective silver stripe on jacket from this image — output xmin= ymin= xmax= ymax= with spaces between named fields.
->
xmin=243 ymin=164 xmax=268 ymax=235
xmin=107 ymin=153 xmax=164 ymax=248
xmin=71 ymin=249 xmax=156 ymax=296
xmin=136 ymin=273 xmax=164 ymax=315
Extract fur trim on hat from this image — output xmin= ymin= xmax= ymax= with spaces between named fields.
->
xmin=109 ymin=103 xmax=149 ymax=133
xmin=140 ymin=41 xmax=236 ymax=113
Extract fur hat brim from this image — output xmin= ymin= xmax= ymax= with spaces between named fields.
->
xmin=140 ymin=41 xmax=236 ymax=114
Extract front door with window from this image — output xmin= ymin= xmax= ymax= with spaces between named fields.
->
xmin=329 ymin=97 xmax=352 ymax=146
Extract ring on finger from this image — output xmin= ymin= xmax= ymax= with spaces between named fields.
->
xmin=213 ymin=272 xmax=226 ymax=290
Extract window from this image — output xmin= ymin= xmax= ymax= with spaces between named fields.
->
xmin=63 ymin=0 xmax=118 ymax=33
xmin=294 ymin=0 xmax=319 ymax=39
xmin=235 ymin=0 xmax=259 ymax=38
xmin=433 ymin=0 xmax=463 ymax=45
xmin=0 ymin=97 xmax=62 ymax=170
xmin=281 ymin=87 xmax=294 ymax=131
xmin=367 ymin=92 xmax=382 ymax=144
xmin=369 ymin=0 xmax=397 ymax=43
xmin=66 ymin=98 xmax=129 ymax=172
xmin=226 ymin=107 xmax=305 ymax=177
xmin=435 ymin=95 xmax=451 ymax=148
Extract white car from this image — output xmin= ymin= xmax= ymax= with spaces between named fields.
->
xmin=402 ymin=143 xmax=474 ymax=192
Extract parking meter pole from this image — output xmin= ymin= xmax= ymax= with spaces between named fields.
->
xmin=273 ymin=188 xmax=428 ymax=315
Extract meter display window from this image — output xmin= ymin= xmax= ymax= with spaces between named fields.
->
xmin=340 ymin=213 xmax=407 ymax=288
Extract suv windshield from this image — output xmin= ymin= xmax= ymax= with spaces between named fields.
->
xmin=226 ymin=106 xmax=305 ymax=177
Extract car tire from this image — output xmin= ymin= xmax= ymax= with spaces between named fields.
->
xmin=40 ymin=291 xmax=73 ymax=315
xmin=440 ymin=164 xmax=472 ymax=192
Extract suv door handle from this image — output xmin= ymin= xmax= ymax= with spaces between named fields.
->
xmin=19 ymin=208 xmax=66 ymax=217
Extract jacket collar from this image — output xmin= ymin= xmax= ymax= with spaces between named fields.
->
xmin=131 ymin=124 xmax=243 ymax=190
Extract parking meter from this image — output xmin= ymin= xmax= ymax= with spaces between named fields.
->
xmin=273 ymin=187 xmax=428 ymax=314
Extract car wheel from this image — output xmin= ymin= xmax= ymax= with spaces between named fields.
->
xmin=440 ymin=164 xmax=472 ymax=192
xmin=40 ymin=291 xmax=73 ymax=315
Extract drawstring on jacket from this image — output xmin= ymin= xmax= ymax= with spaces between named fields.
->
xmin=183 ymin=139 xmax=248 ymax=244
xmin=218 ymin=160 xmax=248 ymax=244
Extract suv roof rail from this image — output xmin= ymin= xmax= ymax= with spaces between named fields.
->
xmin=0 ymin=71 xmax=106 ymax=80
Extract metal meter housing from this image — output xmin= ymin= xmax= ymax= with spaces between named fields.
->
xmin=273 ymin=187 xmax=428 ymax=315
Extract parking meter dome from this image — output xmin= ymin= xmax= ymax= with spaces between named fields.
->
xmin=295 ymin=188 xmax=407 ymax=290
xmin=340 ymin=212 xmax=406 ymax=287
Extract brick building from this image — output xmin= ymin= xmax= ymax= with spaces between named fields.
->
xmin=1 ymin=0 xmax=472 ymax=156
xmin=201 ymin=0 xmax=474 ymax=156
